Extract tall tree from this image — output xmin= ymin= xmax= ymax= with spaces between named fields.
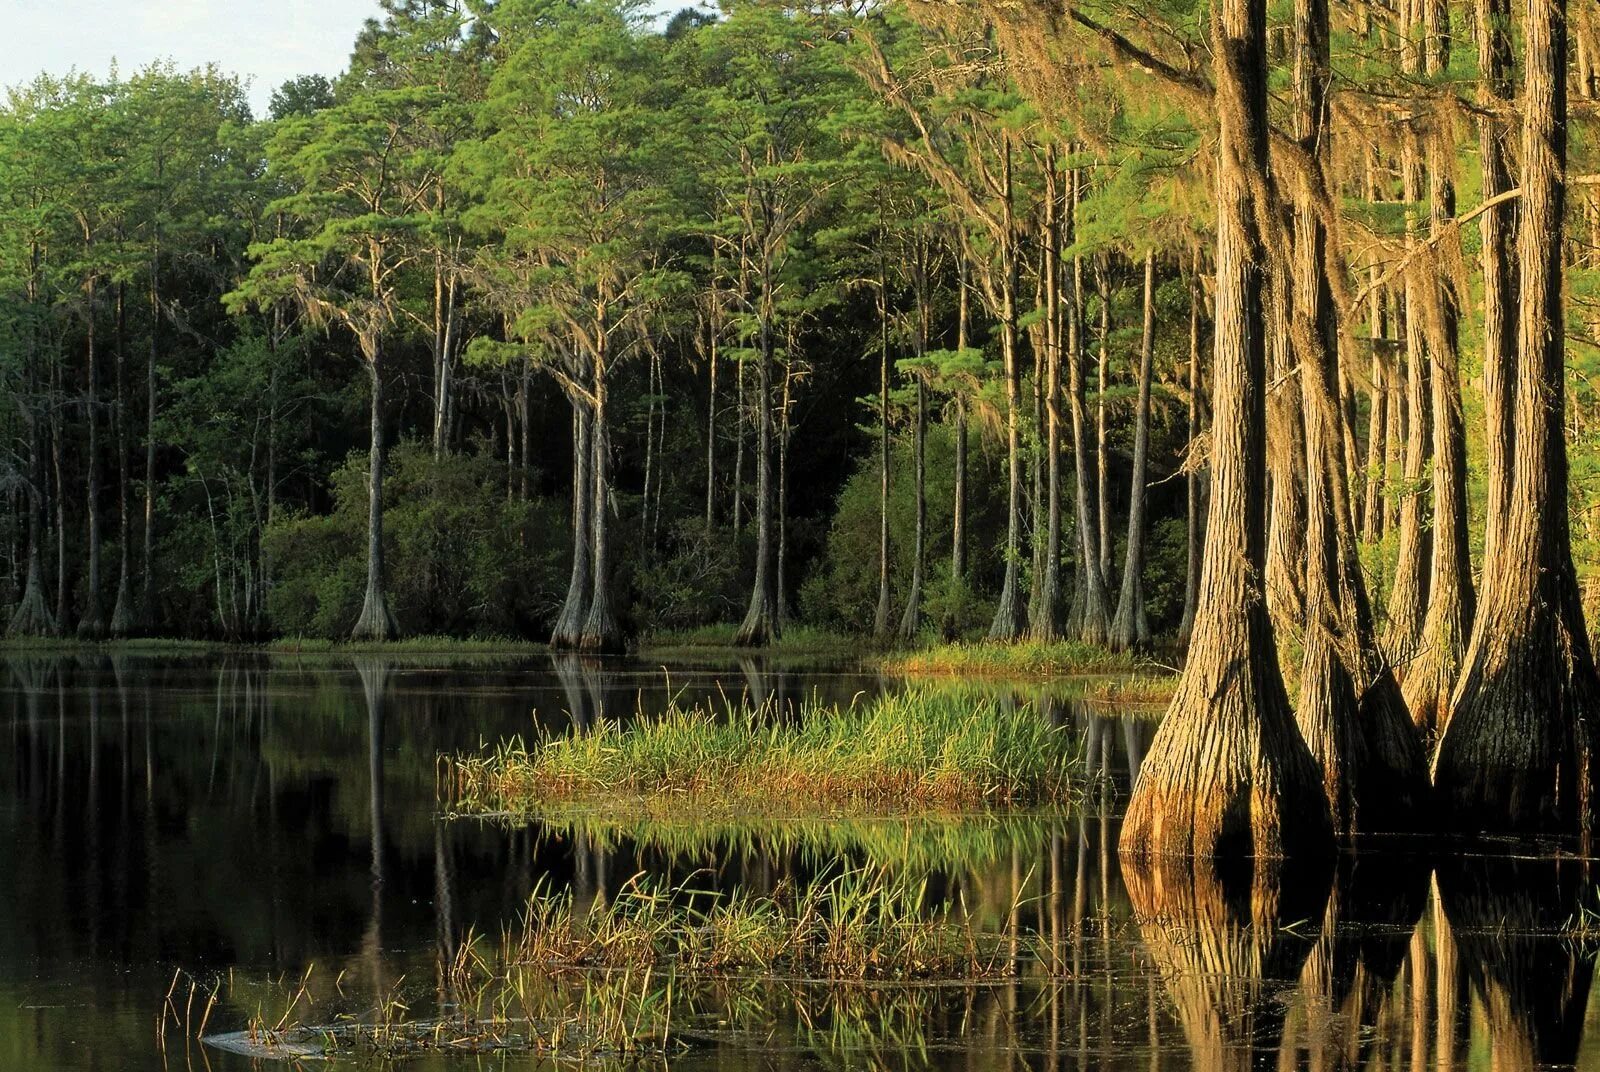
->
xmin=1119 ymin=0 xmax=1332 ymax=858
xmin=1435 ymin=0 xmax=1600 ymax=839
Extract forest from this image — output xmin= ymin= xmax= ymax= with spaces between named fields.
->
xmin=4 ymin=0 xmax=1600 ymax=837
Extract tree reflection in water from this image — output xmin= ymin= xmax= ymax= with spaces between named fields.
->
xmin=4 ymin=656 xmax=1600 ymax=1070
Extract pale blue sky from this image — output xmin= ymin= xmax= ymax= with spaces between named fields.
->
xmin=2 ymin=0 xmax=696 ymax=116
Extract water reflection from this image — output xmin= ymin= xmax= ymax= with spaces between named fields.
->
xmin=1 ymin=654 xmax=1598 ymax=1071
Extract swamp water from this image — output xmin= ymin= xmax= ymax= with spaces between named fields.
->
xmin=1 ymin=652 xmax=1597 ymax=1070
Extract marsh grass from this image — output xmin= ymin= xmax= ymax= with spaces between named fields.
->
xmin=181 ymin=867 xmax=1024 ymax=1062
xmin=505 ymin=867 xmax=1012 ymax=981
xmin=882 ymin=639 xmax=1164 ymax=679
xmin=179 ymin=956 xmax=682 ymax=1062
xmin=444 ymin=687 xmax=1081 ymax=815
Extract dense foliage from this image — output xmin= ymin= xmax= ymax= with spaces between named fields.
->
xmin=1 ymin=0 xmax=1598 ymax=659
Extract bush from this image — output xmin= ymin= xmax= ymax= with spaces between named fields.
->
xmin=799 ymin=424 xmax=1005 ymax=631
xmin=264 ymin=442 xmax=567 ymax=638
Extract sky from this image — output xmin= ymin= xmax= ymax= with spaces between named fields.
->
xmin=1 ymin=0 xmax=692 ymax=117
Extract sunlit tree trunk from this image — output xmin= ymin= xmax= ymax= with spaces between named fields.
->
xmin=1177 ymin=256 xmax=1205 ymax=651
xmin=1120 ymin=0 xmax=1332 ymax=859
xmin=988 ymin=136 xmax=1027 ymax=640
xmin=1476 ymin=0 xmax=1517 ymax=592
xmin=1290 ymin=0 xmax=1430 ymax=835
xmin=350 ymin=337 xmax=398 ymax=641
xmin=736 ymin=260 xmax=781 ymax=646
xmin=1070 ymin=172 xmax=1110 ymax=643
xmin=1404 ymin=22 xmax=1475 ymax=733
xmin=552 ymin=392 xmax=592 ymax=649
xmin=1386 ymin=24 xmax=1434 ymax=661
xmin=1436 ymin=0 xmax=1600 ymax=840
xmin=1031 ymin=156 xmax=1064 ymax=641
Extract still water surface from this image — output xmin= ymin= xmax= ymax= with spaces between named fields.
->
xmin=1 ymin=653 xmax=1596 ymax=1070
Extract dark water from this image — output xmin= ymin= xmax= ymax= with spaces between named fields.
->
xmin=1 ymin=653 xmax=1597 ymax=1070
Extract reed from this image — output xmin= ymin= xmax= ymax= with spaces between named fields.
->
xmin=883 ymin=639 xmax=1164 ymax=680
xmin=443 ymin=687 xmax=1081 ymax=815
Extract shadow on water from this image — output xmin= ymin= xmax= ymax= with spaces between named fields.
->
xmin=2 ymin=652 xmax=1600 ymax=1070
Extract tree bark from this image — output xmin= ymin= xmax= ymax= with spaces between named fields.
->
xmin=1289 ymin=0 xmax=1430 ymax=836
xmin=109 ymin=282 xmax=135 ymax=637
xmin=946 ymin=254 xmax=970 ymax=638
xmin=874 ymin=241 xmax=893 ymax=638
xmin=900 ymin=255 xmax=931 ymax=642
xmin=551 ymin=396 xmax=592 ymax=649
xmin=579 ymin=326 xmax=623 ymax=654
xmin=1403 ymin=87 xmax=1475 ymax=737
xmin=350 ymin=346 xmax=398 ymax=641
xmin=1475 ymin=0 xmax=1517 ymax=593
xmin=1436 ymin=0 xmax=1600 ymax=841
xmin=77 ymin=274 xmax=105 ymax=639
xmin=735 ymin=269 xmax=781 ymax=647
xmin=1095 ymin=256 xmax=1114 ymax=593
xmin=1120 ymin=0 xmax=1332 ymax=860
xmin=1265 ymin=254 xmax=1306 ymax=650
xmin=1177 ymin=258 xmax=1205 ymax=651
xmin=1111 ymin=249 xmax=1156 ymax=651
xmin=1386 ymin=73 xmax=1434 ymax=664
xmin=1070 ymin=200 xmax=1110 ymax=643
xmin=987 ymin=136 xmax=1026 ymax=640
xmin=1031 ymin=156 xmax=1064 ymax=641
xmin=141 ymin=257 xmax=159 ymax=628
xmin=1360 ymin=284 xmax=1387 ymax=543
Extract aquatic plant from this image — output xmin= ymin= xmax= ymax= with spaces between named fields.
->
xmin=443 ymin=687 xmax=1082 ymax=814
xmin=503 ymin=867 xmax=1013 ymax=981
xmin=882 ymin=639 xmax=1164 ymax=680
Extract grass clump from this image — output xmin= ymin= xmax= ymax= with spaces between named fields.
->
xmin=882 ymin=639 xmax=1164 ymax=680
xmin=444 ymin=687 xmax=1080 ymax=815
xmin=507 ymin=868 xmax=1007 ymax=981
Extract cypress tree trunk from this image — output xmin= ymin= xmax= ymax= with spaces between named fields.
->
xmin=946 ymin=255 xmax=970 ymax=638
xmin=735 ymin=278 xmax=780 ymax=647
xmin=8 ymin=325 xmax=53 ymax=637
xmin=988 ymin=137 xmax=1026 ymax=641
xmin=142 ymin=258 xmax=160 ymax=628
xmin=732 ymin=350 xmax=745 ymax=537
xmin=1383 ymin=343 xmax=1405 ymax=537
xmin=1265 ymin=262 xmax=1306 ymax=649
xmin=1120 ymin=0 xmax=1332 ymax=859
xmin=1095 ymin=257 xmax=1114 ymax=592
xmin=1435 ymin=0 xmax=1600 ymax=840
xmin=1290 ymin=0 xmax=1430 ymax=836
xmin=110 ymin=283 xmax=135 ymax=637
xmin=873 ymin=246 xmax=893 ymax=638
xmin=1386 ymin=79 xmax=1434 ymax=663
xmin=350 ymin=344 xmax=398 ymax=641
xmin=1031 ymin=158 xmax=1064 ymax=642
xmin=899 ymin=274 xmax=931 ymax=641
xmin=1177 ymin=259 xmax=1204 ymax=651
xmin=580 ymin=331 xmax=623 ymax=654
xmin=551 ymin=397 xmax=592 ymax=649
xmin=78 ymin=274 xmax=105 ymax=639
xmin=52 ymin=352 xmax=68 ymax=634
xmin=1476 ymin=0 xmax=1516 ymax=592
xmin=1111 ymin=249 xmax=1156 ymax=651
xmin=705 ymin=280 xmax=719 ymax=531
xmin=1070 ymin=218 xmax=1110 ymax=643
xmin=1360 ymin=292 xmax=1387 ymax=543
xmin=1404 ymin=105 xmax=1475 ymax=737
